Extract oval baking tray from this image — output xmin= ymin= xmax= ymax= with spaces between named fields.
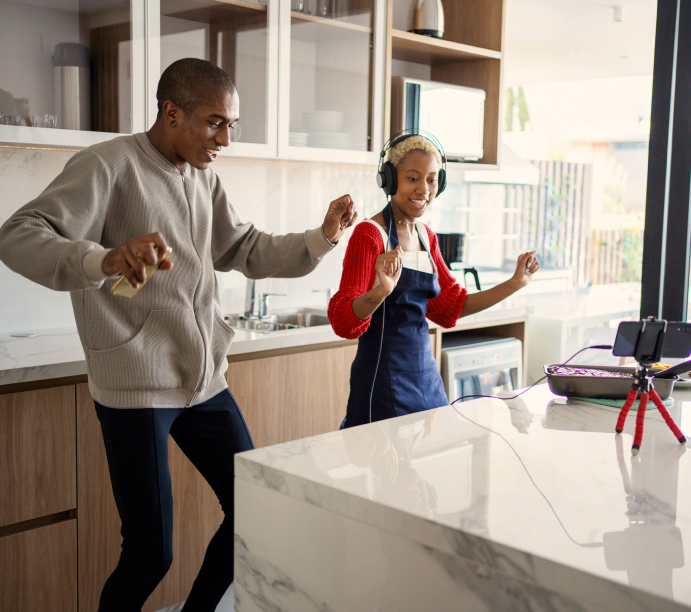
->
xmin=543 ymin=364 xmax=675 ymax=400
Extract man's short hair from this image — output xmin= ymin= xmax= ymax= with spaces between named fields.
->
xmin=156 ymin=58 xmax=237 ymax=115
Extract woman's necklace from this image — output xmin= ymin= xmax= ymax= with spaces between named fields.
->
xmin=392 ymin=213 xmax=415 ymax=227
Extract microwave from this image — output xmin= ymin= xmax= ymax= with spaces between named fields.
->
xmin=391 ymin=76 xmax=485 ymax=162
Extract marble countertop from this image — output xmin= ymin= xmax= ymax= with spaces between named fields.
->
xmin=236 ymin=384 xmax=691 ymax=611
xmin=0 ymin=304 xmax=531 ymax=387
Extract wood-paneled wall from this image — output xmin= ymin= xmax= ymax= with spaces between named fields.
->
xmin=0 ymin=387 xmax=76 ymax=527
xmin=227 ymin=344 xmax=358 ymax=448
xmin=0 ymin=520 xmax=77 ymax=612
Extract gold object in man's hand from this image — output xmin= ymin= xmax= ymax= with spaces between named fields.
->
xmin=110 ymin=246 xmax=173 ymax=299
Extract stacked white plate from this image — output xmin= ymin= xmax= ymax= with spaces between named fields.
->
xmin=307 ymin=132 xmax=353 ymax=150
xmin=303 ymin=111 xmax=344 ymax=133
xmin=289 ymin=132 xmax=309 ymax=147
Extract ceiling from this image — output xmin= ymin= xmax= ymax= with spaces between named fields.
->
xmin=503 ymin=0 xmax=658 ymax=86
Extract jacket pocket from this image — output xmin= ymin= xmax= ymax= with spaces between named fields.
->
xmin=209 ymin=311 xmax=235 ymax=380
xmin=87 ymin=309 xmax=203 ymax=391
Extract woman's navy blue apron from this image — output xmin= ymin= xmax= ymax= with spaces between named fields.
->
xmin=342 ymin=206 xmax=449 ymax=428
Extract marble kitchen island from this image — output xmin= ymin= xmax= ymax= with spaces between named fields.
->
xmin=235 ymin=385 xmax=691 ymax=612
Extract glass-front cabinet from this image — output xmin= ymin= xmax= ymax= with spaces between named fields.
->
xmin=278 ymin=0 xmax=385 ymax=163
xmin=152 ymin=0 xmax=278 ymax=158
xmin=0 ymin=0 xmax=384 ymax=162
xmin=0 ymin=0 xmax=145 ymax=148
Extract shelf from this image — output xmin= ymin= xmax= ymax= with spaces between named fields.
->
xmin=391 ymin=29 xmax=501 ymax=65
xmin=161 ymin=0 xmax=267 ymax=23
xmin=215 ymin=0 xmax=267 ymax=10
xmin=0 ymin=126 xmax=120 ymax=151
xmin=290 ymin=11 xmax=372 ymax=34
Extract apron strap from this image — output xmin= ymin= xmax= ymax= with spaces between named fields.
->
xmin=415 ymin=222 xmax=437 ymax=274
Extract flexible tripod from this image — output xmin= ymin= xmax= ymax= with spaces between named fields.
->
xmin=615 ymin=363 xmax=686 ymax=455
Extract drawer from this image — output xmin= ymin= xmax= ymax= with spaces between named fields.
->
xmin=0 ymin=519 xmax=77 ymax=612
xmin=0 ymin=387 xmax=76 ymax=526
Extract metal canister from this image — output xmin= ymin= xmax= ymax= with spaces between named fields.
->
xmin=53 ymin=43 xmax=90 ymax=131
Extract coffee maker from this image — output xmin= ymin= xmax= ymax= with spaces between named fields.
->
xmin=436 ymin=233 xmax=481 ymax=291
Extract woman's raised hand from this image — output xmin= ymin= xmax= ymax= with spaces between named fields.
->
xmin=512 ymin=251 xmax=540 ymax=287
xmin=375 ymin=245 xmax=403 ymax=295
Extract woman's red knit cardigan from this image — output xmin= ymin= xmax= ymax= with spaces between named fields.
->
xmin=328 ymin=221 xmax=467 ymax=340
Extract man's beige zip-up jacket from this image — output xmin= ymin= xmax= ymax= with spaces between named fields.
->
xmin=0 ymin=133 xmax=334 ymax=408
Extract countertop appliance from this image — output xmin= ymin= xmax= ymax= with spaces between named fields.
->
xmin=409 ymin=0 xmax=444 ymax=38
xmin=53 ymin=42 xmax=90 ymax=131
xmin=436 ymin=232 xmax=481 ymax=290
xmin=441 ymin=333 xmax=523 ymax=403
xmin=391 ymin=76 xmax=485 ymax=162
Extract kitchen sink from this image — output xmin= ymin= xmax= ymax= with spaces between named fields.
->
xmin=225 ymin=308 xmax=330 ymax=333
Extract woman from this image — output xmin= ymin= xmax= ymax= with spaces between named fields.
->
xmin=328 ymin=134 xmax=540 ymax=428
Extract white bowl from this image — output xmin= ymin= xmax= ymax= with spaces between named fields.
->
xmin=303 ymin=111 xmax=344 ymax=133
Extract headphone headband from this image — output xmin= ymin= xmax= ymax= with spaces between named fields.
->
xmin=380 ymin=129 xmax=447 ymax=164
xmin=377 ymin=129 xmax=447 ymax=197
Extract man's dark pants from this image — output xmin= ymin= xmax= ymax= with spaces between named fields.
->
xmin=94 ymin=388 xmax=254 ymax=612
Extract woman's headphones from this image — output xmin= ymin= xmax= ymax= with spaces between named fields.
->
xmin=376 ymin=129 xmax=447 ymax=197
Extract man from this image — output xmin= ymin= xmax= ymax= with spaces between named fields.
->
xmin=0 ymin=58 xmax=357 ymax=611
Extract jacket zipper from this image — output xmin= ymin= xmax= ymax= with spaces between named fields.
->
xmin=180 ymin=169 xmax=208 ymax=408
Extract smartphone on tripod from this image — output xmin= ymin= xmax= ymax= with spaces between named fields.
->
xmin=613 ymin=319 xmax=691 ymax=363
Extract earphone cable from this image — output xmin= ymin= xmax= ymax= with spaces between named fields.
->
xmin=451 ymin=404 xmax=603 ymax=549
xmin=369 ymin=200 xmax=394 ymax=423
xmin=449 ymin=343 xmax=613 ymax=549
xmin=449 ymin=345 xmax=613 ymax=405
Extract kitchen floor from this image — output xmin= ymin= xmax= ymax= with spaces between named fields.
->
xmin=155 ymin=585 xmax=234 ymax=612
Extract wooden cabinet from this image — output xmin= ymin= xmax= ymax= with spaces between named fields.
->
xmin=0 ymin=387 xmax=76 ymax=527
xmin=227 ymin=342 xmax=358 ymax=448
xmin=76 ymin=384 xmax=224 ymax=612
xmin=0 ymin=520 xmax=77 ymax=612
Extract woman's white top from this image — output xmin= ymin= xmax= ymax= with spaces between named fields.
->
xmin=364 ymin=219 xmax=434 ymax=289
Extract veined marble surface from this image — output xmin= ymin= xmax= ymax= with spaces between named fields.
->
xmin=235 ymin=385 xmax=691 ymax=611
xmin=0 ymin=305 xmax=530 ymax=387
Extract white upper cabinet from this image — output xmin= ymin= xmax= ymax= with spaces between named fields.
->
xmin=0 ymin=0 xmax=385 ymax=162
xmin=278 ymin=0 xmax=386 ymax=164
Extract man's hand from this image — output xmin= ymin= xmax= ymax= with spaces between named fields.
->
xmin=322 ymin=195 xmax=358 ymax=244
xmin=102 ymin=232 xmax=173 ymax=288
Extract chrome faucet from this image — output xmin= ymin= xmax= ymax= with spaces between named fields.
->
xmin=244 ymin=279 xmax=256 ymax=318
xmin=244 ymin=279 xmax=286 ymax=318
xmin=257 ymin=292 xmax=286 ymax=317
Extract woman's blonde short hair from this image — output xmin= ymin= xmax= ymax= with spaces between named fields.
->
xmin=386 ymin=135 xmax=442 ymax=168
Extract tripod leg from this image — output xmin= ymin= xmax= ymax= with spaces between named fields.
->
xmin=649 ymin=389 xmax=687 ymax=444
xmin=632 ymin=392 xmax=649 ymax=455
xmin=616 ymin=388 xmax=639 ymax=433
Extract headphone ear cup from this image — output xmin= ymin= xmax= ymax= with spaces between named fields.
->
xmin=382 ymin=161 xmax=397 ymax=196
xmin=437 ymin=168 xmax=447 ymax=196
